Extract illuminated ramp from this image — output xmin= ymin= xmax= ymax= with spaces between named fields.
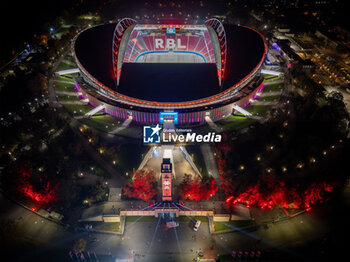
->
xmin=85 ymin=104 xmax=105 ymax=116
xmin=232 ymin=104 xmax=252 ymax=116
xmin=56 ymin=68 xmax=80 ymax=75
xmin=261 ymin=69 xmax=282 ymax=76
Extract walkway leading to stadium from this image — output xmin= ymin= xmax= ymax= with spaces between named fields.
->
xmin=261 ymin=69 xmax=283 ymax=76
xmin=264 ymin=79 xmax=284 ymax=86
xmin=205 ymin=116 xmax=223 ymax=132
xmin=179 ymin=146 xmax=201 ymax=176
xmin=232 ymin=105 xmax=252 ymax=116
xmin=138 ymin=146 xmax=156 ymax=171
xmin=74 ymin=115 xmax=90 ymax=120
xmin=200 ymin=144 xmax=220 ymax=184
xmin=85 ymin=104 xmax=105 ymax=116
xmin=54 ymin=79 xmax=75 ymax=85
xmin=109 ymin=115 xmax=133 ymax=135
xmin=56 ymin=68 xmax=80 ymax=76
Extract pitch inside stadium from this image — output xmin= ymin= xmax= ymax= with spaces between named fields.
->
xmin=73 ymin=18 xmax=267 ymax=125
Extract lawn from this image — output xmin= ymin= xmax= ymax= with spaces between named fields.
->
xmin=64 ymin=55 xmax=75 ymax=63
xmin=192 ymin=123 xmax=215 ymax=134
xmin=63 ymin=104 xmax=92 ymax=115
xmin=126 ymin=216 xmax=156 ymax=223
xmin=256 ymin=95 xmax=281 ymax=102
xmin=245 ymin=105 xmax=272 ymax=116
xmin=55 ymin=75 xmax=74 ymax=82
xmin=117 ymin=123 xmax=142 ymax=138
xmin=63 ymin=73 xmax=79 ymax=78
xmin=54 ymin=29 xmax=70 ymax=39
xmin=262 ymin=83 xmax=282 ymax=92
xmin=57 ymin=94 xmax=80 ymax=102
xmin=264 ymin=75 xmax=282 ymax=82
xmin=216 ymin=115 xmax=247 ymax=123
xmin=178 ymin=216 xmax=208 ymax=223
xmin=215 ymin=116 xmax=257 ymax=131
xmin=79 ymin=115 xmax=121 ymax=132
xmin=214 ymin=220 xmax=255 ymax=232
xmin=54 ymin=81 xmax=76 ymax=92
xmin=80 ymin=221 xmax=120 ymax=232
xmin=57 ymin=62 xmax=72 ymax=71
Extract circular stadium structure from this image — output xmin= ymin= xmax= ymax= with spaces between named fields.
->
xmin=72 ymin=18 xmax=267 ymax=125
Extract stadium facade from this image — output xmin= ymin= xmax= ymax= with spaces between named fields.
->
xmin=73 ymin=18 xmax=267 ymax=125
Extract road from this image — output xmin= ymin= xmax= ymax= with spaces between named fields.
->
xmin=0 ymin=192 xmax=73 ymax=259
xmin=200 ymin=144 xmax=220 ymax=184
xmin=0 ymin=187 xmax=339 ymax=262
xmin=83 ymin=207 xmax=331 ymax=262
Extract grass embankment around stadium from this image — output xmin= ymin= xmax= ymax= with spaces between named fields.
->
xmin=126 ymin=216 xmax=156 ymax=223
xmin=215 ymin=115 xmax=257 ymax=131
xmin=53 ymin=81 xmax=76 ymax=92
xmin=63 ymin=104 xmax=92 ymax=115
xmin=262 ymin=83 xmax=283 ymax=93
xmin=56 ymin=62 xmax=73 ymax=71
xmin=79 ymin=221 xmax=120 ymax=232
xmin=79 ymin=115 xmax=122 ymax=133
xmin=57 ymin=94 xmax=81 ymax=102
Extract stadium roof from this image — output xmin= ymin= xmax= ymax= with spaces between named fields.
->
xmin=74 ymin=22 xmax=265 ymax=103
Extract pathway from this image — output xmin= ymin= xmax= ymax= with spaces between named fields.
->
xmin=59 ymin=101 xmax=86 ymax=105
xmin=264 ymin=79 xmax=284 ymax=85
xmin=54 ymin=79 xmax=75 ymax=85
xmin=205 ymin=116 xmax=223 ymax=133
xmin=55 ymin=90 xmax=80 ymax=96
xmin=200 ymin=144 xmax=220 ymax=184
xmin=258 ymin=90 xmax=283 ymax=97
xmin=62 ymin=59 xmax=76 ymax=66
xmin=109 ymin=116 xmax=132 ymax=135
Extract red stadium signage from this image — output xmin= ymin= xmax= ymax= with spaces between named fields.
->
xmin=154 ymin=38 xmax=186 ymax=50
xmin=161 ymin=159 xmax=172 ymax=201
xmin=162 ymin=173 xmax=172 ymax=201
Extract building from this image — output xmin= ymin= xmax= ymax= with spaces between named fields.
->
xmin=73 ymin=18 xmax=267 ymax=125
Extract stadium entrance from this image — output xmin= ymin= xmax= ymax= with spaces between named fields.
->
xmin=160 ymin=112 xmax=178 ymax=125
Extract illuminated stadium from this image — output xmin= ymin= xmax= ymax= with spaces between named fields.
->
xmin=72 ymin=18 xmax=267 ymax=125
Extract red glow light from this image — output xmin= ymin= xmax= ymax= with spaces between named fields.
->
xmin=17 ymin=169 xmax=57 ymax=205
xmin=179 ymin=175 xmax=218 ymax=201
xmin=225 ymin=181 xmax=334 ymax=210
xmin=123 ymin=170 xmax=158 ymax=201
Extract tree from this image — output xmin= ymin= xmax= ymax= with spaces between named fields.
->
xmin=90 ymin=179 xmax=108 ymax=202
xmin=26 ymin=73 xmax=47 ymax=96
xmin=179 ymin=174 xmax=218 ymax=201
xmin=72 ymin=238 xmax=87 ymax=253
xmin=123 ymin=170 xmax=158 ymax=201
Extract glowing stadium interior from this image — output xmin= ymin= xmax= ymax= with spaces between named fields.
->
xmin=72 ymin=18 xmax=267 ymax=125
